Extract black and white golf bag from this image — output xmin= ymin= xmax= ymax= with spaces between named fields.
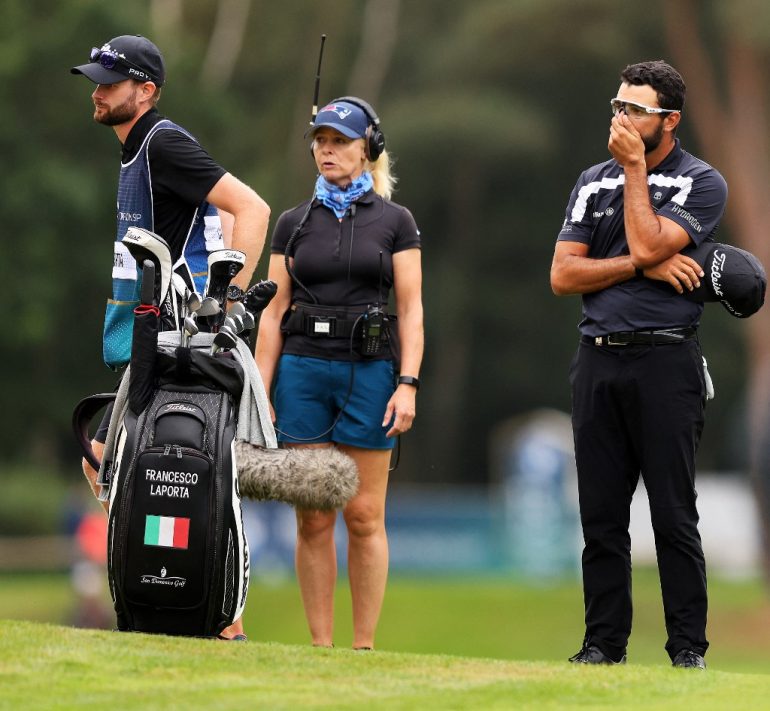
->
xmin=73 ymin=228 xmax=359 ymax=636
xmin=74 ymin=238 xmax=253 ymax=638
xmin=74 ymin=345 xmax=250 ymax=638
xmin=107 ymin=349 xmax=248 ymax=637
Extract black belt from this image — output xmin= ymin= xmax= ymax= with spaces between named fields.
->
xmin=282 ymin=302 xmax=371 ymax=338
xmin=584 ymin=327 xmax=697 ymax=347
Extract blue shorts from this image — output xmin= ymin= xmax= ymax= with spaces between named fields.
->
xmin=273 ymin=354 xmax=396 ymax=449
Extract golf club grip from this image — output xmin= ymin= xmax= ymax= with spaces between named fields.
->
xmin=141 ymin=260 xmax=155 ymax=306
xmin=72 ymin=393 xmax=117 ymax=472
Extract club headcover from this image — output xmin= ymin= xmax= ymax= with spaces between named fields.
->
xmin=122 ymin=227 xmax=173 ymax=307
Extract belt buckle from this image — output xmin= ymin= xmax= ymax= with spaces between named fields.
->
xmin=606 ymin=333 xmax=628 ymax=346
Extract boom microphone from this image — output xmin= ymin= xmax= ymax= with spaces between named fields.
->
xmin=235 ymin=441 xmax=359 ymax=510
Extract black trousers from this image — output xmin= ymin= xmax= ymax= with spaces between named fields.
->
xmin=569 ymin=338 xmax=708 ymax=662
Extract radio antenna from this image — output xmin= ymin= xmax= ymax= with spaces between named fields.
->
xmin=310 ymin=34 xmax=327 ymax=126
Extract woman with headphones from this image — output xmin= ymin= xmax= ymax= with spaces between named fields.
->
xmin=255 ymin=98 xmax=423 ymax=650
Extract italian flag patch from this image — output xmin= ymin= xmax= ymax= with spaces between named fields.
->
xmin=144 ymin=515 xmax=190 ymax=549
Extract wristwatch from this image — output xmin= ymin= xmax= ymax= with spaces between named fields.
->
xmin=226 ymin=284 xmax=244 ymax=302
xmin=397 ymin=375 xmax=420 ymax=391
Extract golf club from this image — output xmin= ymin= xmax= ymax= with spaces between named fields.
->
xmin=182 ymin=313 xmax=199 ymax=348
xmin=211 ymin=326 xmax=239 ymax=355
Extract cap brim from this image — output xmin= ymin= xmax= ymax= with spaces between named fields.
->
xmin=71 ymin=63 xmax=129 ymax=85
xmin=307 ymin=121 xmax=363 ymax=140
xmin=681 ymin=240 xmax=720 ymax=302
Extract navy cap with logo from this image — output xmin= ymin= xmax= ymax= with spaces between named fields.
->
xmin=682 ymin=240 xmax=767 ymax=318
xmin=309 ymin=101 xmax=369 ymax=139
xmin=71 ymin=35 xmax=165 ymax=87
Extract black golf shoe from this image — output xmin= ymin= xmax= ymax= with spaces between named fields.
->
xmin=569 ymin=643 xmax=627 ymax=665
xmin=672 ymin=649 xmax=706 ymax=669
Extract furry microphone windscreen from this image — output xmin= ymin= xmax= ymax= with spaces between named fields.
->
xmin=235 ymin=442 xmax=359 ymax=510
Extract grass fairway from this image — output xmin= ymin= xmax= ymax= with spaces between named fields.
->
xmin=1 ymin=619 xmax=770 ymax=710
xmin=3 ymin=569 xmax=770 ymax=674
xmin=247 ymin=569 xmax=770 ymax=673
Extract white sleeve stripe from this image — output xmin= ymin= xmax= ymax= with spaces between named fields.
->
xmin=569 ymin=172 xmax=694 ymax=223
xmin=570 ymin=175 xmax=625 ymax=222
xmin=647 ymin=174 xmax=693 ymax=206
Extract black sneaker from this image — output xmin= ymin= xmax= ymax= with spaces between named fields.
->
xmin=569 ymin=644 xmax=627 ymax=665
xmin=672 ymin=649 xmax=706 ymax=669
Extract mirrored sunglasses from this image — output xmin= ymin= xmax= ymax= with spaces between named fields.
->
xmin=89 ymin=47 xmax=157 ymax=83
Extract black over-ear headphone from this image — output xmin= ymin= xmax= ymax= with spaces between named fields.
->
xmin=312 ymin=96 xmax=385 ymax=162
xmin=334 ymin=96 xmax=385 ymax=162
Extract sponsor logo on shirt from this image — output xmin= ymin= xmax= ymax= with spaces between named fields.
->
xmin=118 ymin=211 xmax=143 ymax=222
xmin=669 ymin=204 xmax=703 ymax=233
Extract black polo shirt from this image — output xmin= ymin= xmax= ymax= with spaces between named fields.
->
xmin=271 ymin=191 xmax=421 ymax=360
xmin=121 ymin=108 xmax=226 ymax=260
xmin=557 ymin=139 xmax=728 ymax=336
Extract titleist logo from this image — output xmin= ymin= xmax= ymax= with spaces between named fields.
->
xmin=220 ymin=251 xmax=244 ymax=261
xmin=163 ymin=403 xmax=197 ymax=413
xmin=710 ymin=249 xmax=726 ymax=298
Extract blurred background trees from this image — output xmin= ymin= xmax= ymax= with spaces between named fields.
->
xmin=2 ymin=0 xmax=768 ymax=569
xmin=661 ymin=0 xmax=770 ymax=580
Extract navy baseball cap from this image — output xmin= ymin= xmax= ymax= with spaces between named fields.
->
xmin=71 ymin=35 xmax=165 ymax=86
xmin=682 ymin=240 xmax=767 ymax=318
xmin=309 ymin=101 xmax=369 ymax=139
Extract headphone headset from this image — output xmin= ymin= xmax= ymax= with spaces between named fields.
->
xmin=311 ymin=96 xmax=386 ymax=162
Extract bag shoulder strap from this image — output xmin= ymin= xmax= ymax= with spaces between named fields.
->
xmin=72 ymin=393 xmax=117 ymax=472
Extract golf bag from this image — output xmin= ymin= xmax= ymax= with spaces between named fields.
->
xmin=73 ymin=343 xmax=249 ymax=638
xmin=73 ymin=228 xmax=359 ymax=635
xmin=106 ymin=348 xmax=248 ymax=637
xmin=74 ymin=244 xmax=252 ymax=637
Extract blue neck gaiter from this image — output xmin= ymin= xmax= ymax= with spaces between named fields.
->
xmin=314 ymin=171 xmax=374 ymax=218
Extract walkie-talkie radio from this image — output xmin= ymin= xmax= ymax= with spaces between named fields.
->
xmin=361 ymin=251 xmax=387 ymax=356
xmin=362 ymin=306 xmax=385 ymax=355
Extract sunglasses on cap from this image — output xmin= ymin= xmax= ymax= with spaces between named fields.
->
xmin=89 ymin=47 xmax=158 ymax=83
xmin=610 ymin=98 xmax=680 ymax=119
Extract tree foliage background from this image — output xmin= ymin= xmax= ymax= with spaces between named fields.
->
xmin=3 ymin=0 xmax=768 ymax=567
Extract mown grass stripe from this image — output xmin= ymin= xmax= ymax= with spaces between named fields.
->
xmin=1 ymin=620 xmax=769 ymax=710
